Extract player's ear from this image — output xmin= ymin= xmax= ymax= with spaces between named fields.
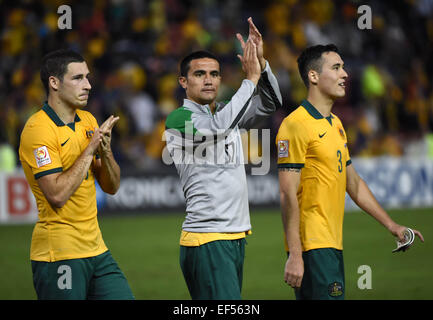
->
xmin=49 ymin=76 xmax=60 ymax=91
xmin=308 ymin=70 xmax=319 ymax=86
xmin=179 ymin=76 xmax=187 ymax=90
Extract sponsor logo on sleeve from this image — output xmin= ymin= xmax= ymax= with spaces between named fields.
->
xmin=278 ymin=140 xmax=289 ymax=158
xmin=33 ymin=146 xmax=52 ymax=168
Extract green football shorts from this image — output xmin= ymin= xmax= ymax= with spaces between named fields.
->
xmin=31 ymin=250 xmax=134 ymax=300
xmin=180 ymin=238 xmax=246 ymax=300
xmin=288 ymin=248 xmax=345 ymax=300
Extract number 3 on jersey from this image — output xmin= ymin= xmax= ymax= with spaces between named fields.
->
xmin=337 ymin=150 xmax=342 ymax=173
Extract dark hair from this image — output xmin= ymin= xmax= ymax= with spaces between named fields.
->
xmin=179 ymin=50 xmax=220 ymax=77
xmin=297 ymin=44 xmax=339 ymax=88
xmin=40 ymin=49 xmax=85 ymax=95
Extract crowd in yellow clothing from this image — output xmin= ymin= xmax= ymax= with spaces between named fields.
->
xmin=1 ymin=0 xmax=433 ymax=171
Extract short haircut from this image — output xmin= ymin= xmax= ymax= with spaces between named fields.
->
xmin=179 ymin=50 xmax=220 ymax=77
xmin=297 ymin=44 xmax=340 ymax=88
xmin=40 ymin=49 xmax=85 ymax=95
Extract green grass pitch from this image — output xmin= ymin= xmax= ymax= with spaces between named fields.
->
xmin=0 ymin=208 xmax=431 ymax=300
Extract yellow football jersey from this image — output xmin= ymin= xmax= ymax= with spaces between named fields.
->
xmin=276 ymin=99 xmax=351 ymax=252
xmin=19 ymin=102 xmax=107 ymax=262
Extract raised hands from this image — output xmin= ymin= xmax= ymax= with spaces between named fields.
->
xmin=236 ymin=17 xmax=266 ymax=71
xmin=237 ymin=39 xmax=261 ymax=85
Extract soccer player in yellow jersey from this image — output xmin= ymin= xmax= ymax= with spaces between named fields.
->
xmin=19 ymin=49 xmax=133 ymax=299
xmin=276 ymin=44 xmax=424 ymax=300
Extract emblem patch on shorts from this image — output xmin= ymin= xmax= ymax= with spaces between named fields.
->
xmin=33 ymin=146 xmax=51 ymax=168
xmin=328 ymin=282 xmax=343 ymax=297
xmin=278 ymin=140 xmax=289 ymax=158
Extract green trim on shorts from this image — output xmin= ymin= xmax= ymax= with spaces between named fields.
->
xmin=180 ymin=238 xmax=246 ymax=300
xmin=288 ymin=248 xmax=345 ymax=300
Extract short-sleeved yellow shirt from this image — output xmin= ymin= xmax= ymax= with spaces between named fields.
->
xmin=276 ymin=99 xmax=351 ymax=252
xmin=19 ymin=102 xmax=107 ymax=262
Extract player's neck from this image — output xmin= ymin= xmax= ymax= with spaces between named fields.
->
xmin=209 ymin=101 xmax=216 ymax=114
xmin=188 ymin=97 xmax=217 ymax=114
xmin=47 ymin=95 xmax=77 ymax=124
xmin=306 ymin=90 xmax=334 ymax=117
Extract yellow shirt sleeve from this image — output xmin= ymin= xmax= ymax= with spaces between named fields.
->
xmin=335 ymin=118 xmax=351 ymax=166
xmin=20 ymin=122 xmax=63 ymax=179
xmin=345 ymin=139 xmax=351 ymax=166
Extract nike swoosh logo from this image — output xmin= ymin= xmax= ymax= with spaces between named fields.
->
xmin=319 ymin=132 xmax=327 ymax=138
xmin=61 ymin=138 xmax=70 ymax=147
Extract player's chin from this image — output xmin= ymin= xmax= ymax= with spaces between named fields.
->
xmin=199 ymin=94 xmax=216 ymax=105
xmin=335 ymin=88 xmax=346 ymax=98
xmin=202 ymin=92 xmax=216 ymax=99
xmin=76 ymin=97 xmax=89 ymax=106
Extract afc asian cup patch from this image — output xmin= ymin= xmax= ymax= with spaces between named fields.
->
xmin=278 ymin=140 xmax=289 ymax=158
xmin=85 ymin=128 xmax=94 ymax=139
xmin=328 ymin=282 xmax=344 ymax=297
xmin=33 ymin=146 xmax=52 ymax=168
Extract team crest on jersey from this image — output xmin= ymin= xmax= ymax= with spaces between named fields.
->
xmin=85 ymin=128 xmax=94 ymax=139
xmin=278 ymin=140 xmax=289 ymax=158
xmin=328 ymin=282 xmax=343 ymax=297
xmin=33 ymin=146 xmax=51 ymax=168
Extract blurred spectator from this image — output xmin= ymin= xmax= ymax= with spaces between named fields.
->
xmin=427 ymin=133 xmax=433 ymax=159
xmin=1 ymin=0 xmax=433 ymax=172
xmin=0 ymin=130 xmax=16 ymax=172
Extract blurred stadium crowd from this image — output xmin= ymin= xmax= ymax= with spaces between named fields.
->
xmin=1 ymin=0 xmax=433 ymax=172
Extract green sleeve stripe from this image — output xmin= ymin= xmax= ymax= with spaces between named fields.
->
xmin=34 ymin=167 xmax=63 ymax=179
xmin=346 ymin=159 xmax=352 ymax=166
xmin=165 ymin=107 xmax=197 ymax=135
xmin=277 ymin=163 xmax=305 ymax=169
